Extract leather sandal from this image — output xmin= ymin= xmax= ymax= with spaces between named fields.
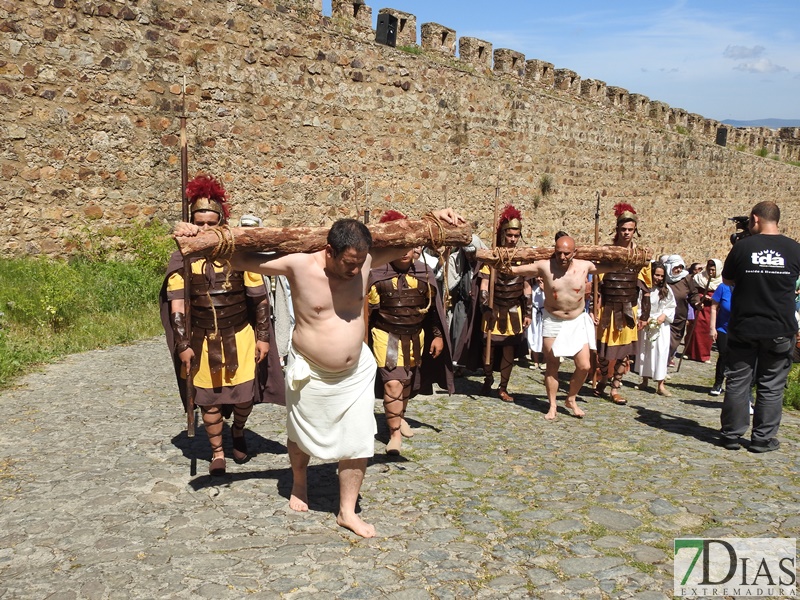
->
xmin=386 ymin=433 xmax=402 ymax=456
xmin=498 ymin=388 xmax=514 ymax=403
xmin=610 ymin=391 xmax=627 ymax=405
xmin=399 ymin=418 xmax=414 ymax=438
xmin=231 ymin=423 xmax=249 ymax=464
xmin=209 ymin=456 xmax=226 ymax=476
xmin=481 ymin=375 xmax=494 ymax=395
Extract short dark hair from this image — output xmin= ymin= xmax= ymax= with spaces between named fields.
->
xmin=555 ymin=230 xmax=569 ymax=242
xmin=751 ymin=201 xmax=780 ymax=224
xmin=327 ymin=218 xmax=372 ymax=256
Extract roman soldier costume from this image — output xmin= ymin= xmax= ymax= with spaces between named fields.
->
xmin=159 ymin=174 xmax=284 ymax=475
xmin=454 ymin=204 xmax=531 ymax=402
xmin=368 ymin=210 xmax=454 ymax=454
xmin=595 ymin=202 xmax=650 ymax=404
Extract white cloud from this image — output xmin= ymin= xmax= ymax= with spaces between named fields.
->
xmin=723 ymin=45 xmax=765 ymax=60
xmin=733 ymin=59 xmax=787 ymax=74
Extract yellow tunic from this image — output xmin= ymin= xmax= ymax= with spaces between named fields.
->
xmin=368 ymin=275 xmax=426 ymax=368
xmin=479 ymin=264 xmax=523 ymax=337
xmin=596 ymin=265 xmax=650 ymax=347
xmin=167 ymin=261 xmax=264 ymax=389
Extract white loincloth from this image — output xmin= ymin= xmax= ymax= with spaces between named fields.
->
xmin=285 ymin=343 xmax=378 ymax=460
xmin=542 ymin=309 xmax=597 ymax=358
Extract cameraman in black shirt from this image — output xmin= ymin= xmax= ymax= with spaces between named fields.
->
xmin=719 ymin=201 xmax=800 ymax=452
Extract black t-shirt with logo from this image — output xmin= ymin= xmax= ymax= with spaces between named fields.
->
xmin=722 ymin=233 xmax=800 ymax=338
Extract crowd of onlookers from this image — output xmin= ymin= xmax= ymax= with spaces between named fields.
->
xmin=238 ymin=212 xmax=800 ymax=408
xmin=230 ymin=200 xmax=799 ymax=462
xmin=422 ymin=236 xmax=800 ymax=405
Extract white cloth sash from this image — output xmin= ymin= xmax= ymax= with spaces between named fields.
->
xmin=543 ymin=310 xmax=597 ymax=357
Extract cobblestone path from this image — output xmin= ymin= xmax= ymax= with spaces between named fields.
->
xmin=0 ymin=337 xmax=797 ymax=599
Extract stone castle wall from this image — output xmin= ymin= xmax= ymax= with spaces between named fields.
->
xmin=2 ymin=0 xmax=799 ymax=262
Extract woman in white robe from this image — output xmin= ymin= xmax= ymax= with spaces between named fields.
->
xmin=525 ymin=277 xmax=546 ymax=368
xmin=637 ymin=262 xmax=676 ymax=396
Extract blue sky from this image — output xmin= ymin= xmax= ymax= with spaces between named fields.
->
xmin=324 ymin=1 xmax=800 ymax=122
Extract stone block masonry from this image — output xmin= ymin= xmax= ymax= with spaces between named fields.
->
xmin=0 ymin=0 xmax=798 ymax=262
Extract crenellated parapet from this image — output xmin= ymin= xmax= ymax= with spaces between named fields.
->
xmin=703 ymin=119 xmax=723 ymax=140
xmin=377 ymin=8 xmax=417 ymax=46
xmin=494 ymin=49 xmax=525 ymax=78
xmin=580 ymin=79 xmax=606 ymax=104
xmin=606 ymin=86 xmax=628 ymax=109
xmin=649 ymin=101 xmax=670 ymax=125
xmin=525 ymin=59 xmax=554 ymax=88
xmin=332 ymin=0 xmax=372 ymax=33
xmin=629 ymin=94 xmax=650 ymax=117
xmin=669 ymin=108 xmax=688 ymax=129
xmin=554 ymin=69 xmax=580 ymax=96
xmin=686 ymin=113 xmax=705 ymax=133
xmin=332 ymin=4 xmax=797 ymax=160
xmin=459 ymin=37 xmax=493 ymax=71
xmin=277 ymin=0 xmax=323 ymax=22
xmin=420 ymin=22 xmax=456 ymax=55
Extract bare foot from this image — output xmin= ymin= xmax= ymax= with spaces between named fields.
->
xmin=564 ymin=398 xmax=585 ymax=418
xmin=336 ymin=513 xmax=376 ymax=538
xmin=289 ymin=483 xmax=308 ymax=512
xmin=544 ymin=408 xmax=557 ymax=420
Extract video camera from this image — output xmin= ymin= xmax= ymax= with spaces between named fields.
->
xmin=729 ymin=216 xmax=751 ymax=245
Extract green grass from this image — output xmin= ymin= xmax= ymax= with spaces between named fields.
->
xmin=397 ymin=45 xmax=423 ymax=55
xmin=784 ymin=363 xmax=800 ymax=410
xmin=539 ymin=173 xmax=553 ymax=196
xmin=0 ymin=221 xmax=174 ymax=388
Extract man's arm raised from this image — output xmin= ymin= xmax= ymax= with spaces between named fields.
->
xmin=511 ymin=261 xmax=543 ymax=278
xmin=230 ymin=251 xmax=295 ymax=277
xmin=173 ymin=220 xmax=298 ymax=276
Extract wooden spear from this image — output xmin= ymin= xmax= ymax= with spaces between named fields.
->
xmin=484 ymin=186 xmax=501 ymax=367
xmin=590 ymin=192 xmax=604 ymax=389
xmin=179 ymin=76 xmax=196 ymax=441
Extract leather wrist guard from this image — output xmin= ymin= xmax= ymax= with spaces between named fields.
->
xmin=170 ymin=312 xmax=191 ymax=354
xmin=479 ymin=289 xmax=490 ymax=309
xmin=431 ymin=324 xmax=443 ymax=339
xmin=523 ymin=294 xmax=533 ymax=315
xmin=254 ymin=299 xmax=271 ymax=343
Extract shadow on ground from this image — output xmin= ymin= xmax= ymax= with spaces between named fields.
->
xmin=631 ymin=404 xmax=720 ymax=446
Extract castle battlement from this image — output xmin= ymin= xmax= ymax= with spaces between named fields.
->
xmin=0 ymin=0 xmax=798 ymax=260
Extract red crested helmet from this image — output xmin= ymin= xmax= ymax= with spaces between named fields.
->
xmin=186 ymin=174 xmax=230 ymax=222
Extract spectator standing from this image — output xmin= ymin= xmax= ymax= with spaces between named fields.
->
xmin=684 ymin=259 xmax=723 ymax=363
xmin=662 ymin=255 xmax=695 ymax=365
xmin=719 ymin=201 xmax=800 ymax=452
xmin=708 ymin=281 xmax=732 ymax=396
xmin=636 ymin=262 xmax=676 ymax=396
xmin=525 ymin=277 xmax=546 ymax=369
xmin=447 ymin=234 xmax=484 ymax=360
